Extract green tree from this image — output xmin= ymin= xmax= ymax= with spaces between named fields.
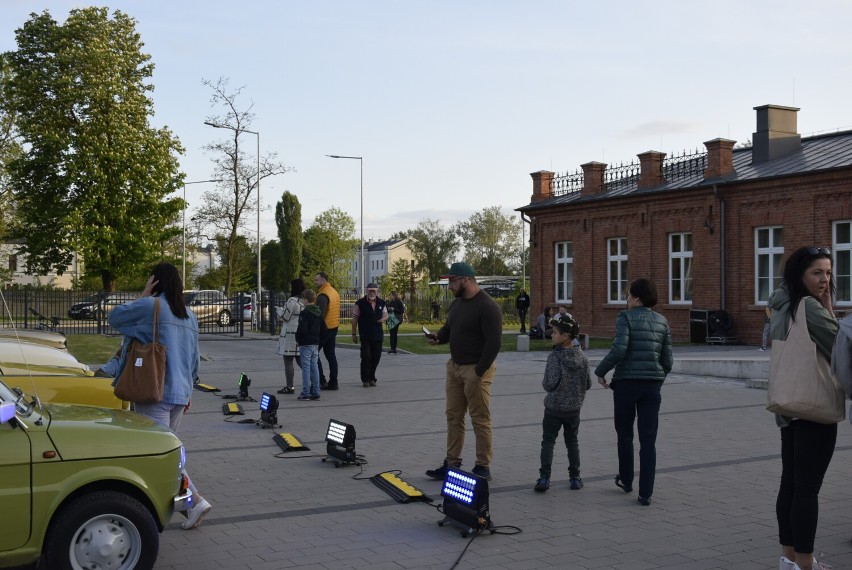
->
xmin=261 ymin=239 xmax=286 ymax=291
xmin=408 ymin=218 xmax=458 ymax=281
xmin=194 ymin=77 xmax=291 ymax=295
xmin=274 ymin=190 xmax=302 ymax=287
xmin=302 ymin=207 xmax=357 ymax=289
xmin=379 ymin=258 xmax=414 ymax=297
xmin=458 ymin=206 xmax=521 ymax=275
xmin=2 ymin=8 xmax=184 ymax=290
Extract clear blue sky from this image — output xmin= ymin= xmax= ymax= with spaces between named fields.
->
xmin=3 ymin=1 xmax=852 ymax=244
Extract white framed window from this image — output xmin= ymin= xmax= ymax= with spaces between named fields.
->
xmin=755 ymin=226 xmax=784 ymax=303
xmin=607 ymin=237 xmax=628 ymax=303
xmin=834 ymin=220 xmax=852 ymax=305
xmin=554 ymin=241 xmax=573 ymax=302
xmin=669 ymin=233 xmax=693 ymax=303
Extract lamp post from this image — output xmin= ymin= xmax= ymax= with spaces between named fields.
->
xmin=204 ymin=121 xmax=262 ymax=321
xmin=182 ymin=179 xmax=221 ymax=286
xmin=326 ymin=155 xmax=363 ymax=294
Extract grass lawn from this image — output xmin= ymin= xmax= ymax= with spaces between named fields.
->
xmin=63 ymin=326 xmax=615 ymax=364
xmin=65 ymin=334 xmax=121 ymax=364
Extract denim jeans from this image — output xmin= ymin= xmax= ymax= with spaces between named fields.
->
xmin=445 ymin=360 xmax=495 ymax=468
xmin=612 ymin=379 xmax=663 ymax=499
xmin=777 ymin=419 xmax=837 ymax=554
xmin=317 ymin=327 xmax=338 ymax=387
xmin=299 ymin=345 xmax=320 ymax=397
xmin=539 ymin=412 xmax=581 ymax=478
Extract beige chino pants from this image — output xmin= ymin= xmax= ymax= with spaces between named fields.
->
xmin=445 ymin=360 xmax=495 ymax=468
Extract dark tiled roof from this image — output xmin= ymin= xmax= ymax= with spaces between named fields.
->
xmin=364 ymin=238 xmax=407 ymax=251
xmin=519 ymin=130 xmax=852 ymax=212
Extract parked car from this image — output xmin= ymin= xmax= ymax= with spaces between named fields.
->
xmin=0 ymin=377 xmax=192 ymax=569
xmin=0 ymin=340 xmax=128 ymax=410
xmin=230 ymin=294 xmax=270 ymax=323
xmin=68 ymin=292 xmax=139 ymax=320
xmin=184 ymin=290 xmax=233 ymax=326
xmin=0 ymin=329 xmax=67 ymax=351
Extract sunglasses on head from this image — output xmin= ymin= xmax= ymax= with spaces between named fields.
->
xmin=806 ymin=247 xmax=831 ymax=256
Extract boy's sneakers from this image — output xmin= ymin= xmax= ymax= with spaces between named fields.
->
xmin=426 ymin=460 xmax=456 ymax=480
xmin=569 ymin=477 xmax=584 ymax=490
xmin=534 ymin=477 xmax=550 ymax=492
xmin=310 ymin=394 xmax=320 ymax=400
xmin=780 ymin=557 xmax=795 ymax=570
xmin=182 ymin=497 xmax=211 ymax=530
xmin=471 ymin=465 xmax=491 ymax=481
xmin=297 ymin=394 xmax=311 ymax=400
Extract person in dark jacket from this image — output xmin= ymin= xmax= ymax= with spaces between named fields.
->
xmin=595 ymin=278 xmax=673 ymax=506
xmin=534 ymin=314 xmax=591 ymax=493
xmin=351 ymin=283 xmax=388 ymax=387
xmin=295 ymin=289 xmax=324 ymax=401
xmin=386 ymin=290 xmax=405 ymax=354
xmin=769 ymin=247 xmax=837 ymax=570
xmin=516 ymin=289 xmax=530 ymax=333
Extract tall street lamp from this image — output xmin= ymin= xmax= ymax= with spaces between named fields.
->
xmin=204 ymin=121 xmax=262 ymax=312
xmin=326 ymin=155 xmax=363 ymax=294
xmin=182 ymin=179 xmax=221 ymax=286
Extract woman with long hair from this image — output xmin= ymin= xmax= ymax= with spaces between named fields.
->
xmin=386 ymin=290 xmax=405 ymax=354
xmin=769 ymin=247 xmax=838 ymax=570
xmin=109 ymin=262 xmax=212 ymax=530
xmin=276 ymin=278 xmax=306 ymax=394
xmin=595 ymin=278 xmax=673 ymax=507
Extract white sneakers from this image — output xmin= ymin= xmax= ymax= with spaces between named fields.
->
xmin=788 ymin=556 xmax=832 ymax=570
xmin=182 ymin=497 xmax=212 ymax=530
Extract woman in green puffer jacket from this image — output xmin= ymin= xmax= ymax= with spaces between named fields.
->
xmin=595 ymin=278 xmax=673 ymax=507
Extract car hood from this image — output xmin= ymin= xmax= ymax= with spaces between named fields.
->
xmin=45 ymin=403 xmax=181 ymax=460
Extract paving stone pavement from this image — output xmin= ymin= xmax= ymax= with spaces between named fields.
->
xmin=152 ymin=338 xmax=852 ymax=569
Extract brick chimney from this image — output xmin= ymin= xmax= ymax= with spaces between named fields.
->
xmin=580 ymin=162 xmax=607 ymax=197
xmin=752 ymin=104 xmax=801 ymax=163
xmin=530 ymin=170 xmax=554 ymax=203
xmin=637 ymin=151 xmax=666 ymax=189
xmin=703 ymin=138 xmax=736 ymax=179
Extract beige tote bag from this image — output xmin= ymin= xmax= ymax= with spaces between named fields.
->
xmin=767 ymin=299 xmax=845 ymax=424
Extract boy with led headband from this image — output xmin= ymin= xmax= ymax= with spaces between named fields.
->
xmin=534 ymin=313 xmax=591 ymax=492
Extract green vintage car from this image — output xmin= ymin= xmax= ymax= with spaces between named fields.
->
xmin=0 ymin=380 xmax=192 ymax=569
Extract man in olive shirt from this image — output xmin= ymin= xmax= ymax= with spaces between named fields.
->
xmin=425 ymin=262 xmax=502 ymax=481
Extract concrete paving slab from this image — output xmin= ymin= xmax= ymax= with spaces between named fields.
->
xmin=148 ymin=338 xmax=852 ymax=569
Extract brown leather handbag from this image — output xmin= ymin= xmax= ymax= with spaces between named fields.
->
xmin=114 ymin=298 xmax=167 ymax=404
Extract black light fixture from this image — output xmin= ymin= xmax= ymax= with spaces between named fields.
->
xmin=438 ymin=467 xmax=492 ymax=537
xmin=258 ymin=392 xmax=279 ymax=429
xmin=238 ymin=373 xmax=251 ymax=400
xmin=322 ymin=419 xmax=357 ymax=467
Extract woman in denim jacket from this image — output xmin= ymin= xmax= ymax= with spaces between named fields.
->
xmin=595 ymin=278 xmax=673 ymax=507
xmin=109 ymin=262 xmax=211 ymax=530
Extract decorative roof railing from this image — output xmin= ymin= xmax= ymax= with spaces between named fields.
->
xmin=549 ymin=148 xmax=708 ymax=197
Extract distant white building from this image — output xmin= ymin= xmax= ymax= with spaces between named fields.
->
xmin=1 ymin=241 xmax=79 ymax=288
xmin=349 ymin=238 xmax=415 ymax=292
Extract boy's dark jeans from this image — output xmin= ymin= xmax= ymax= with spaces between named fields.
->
xmin=612 ymin=379 xmax=663 ymax=499
xmin=539 ymin=412 xmax=581 ymax=478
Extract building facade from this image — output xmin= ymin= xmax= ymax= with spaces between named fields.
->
xmin=518 ymin=104 xmax=852 ymax=345
xmin=349 ymin=238 xmax=416 ymax=292
xmin=1 ymin=241 xmax=79 ymax=288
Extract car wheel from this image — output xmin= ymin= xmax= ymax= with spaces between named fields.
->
xmin=218 ymin=309 xmax=232 ymax=326
xmin=42 ymin=490 xmax=158 ymax=570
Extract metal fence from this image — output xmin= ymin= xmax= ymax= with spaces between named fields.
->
xmin=1 ymin=288 xmax=522 ymax=337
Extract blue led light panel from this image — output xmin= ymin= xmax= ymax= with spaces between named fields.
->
xmin=441 ymin=470 xmax=477 ymax=505
xmin=260 ymin=393 xmax=272 ymax=411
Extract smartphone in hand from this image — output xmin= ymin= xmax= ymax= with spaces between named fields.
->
xmin=422 ymin=326 xmax=431 ymax=336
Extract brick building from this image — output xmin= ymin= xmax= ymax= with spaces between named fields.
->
xmin=517 ymin=104 xmax=852 ymax=345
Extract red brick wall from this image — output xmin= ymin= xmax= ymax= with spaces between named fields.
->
xmin=527 ymin=168 xmax=852 ymax=345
